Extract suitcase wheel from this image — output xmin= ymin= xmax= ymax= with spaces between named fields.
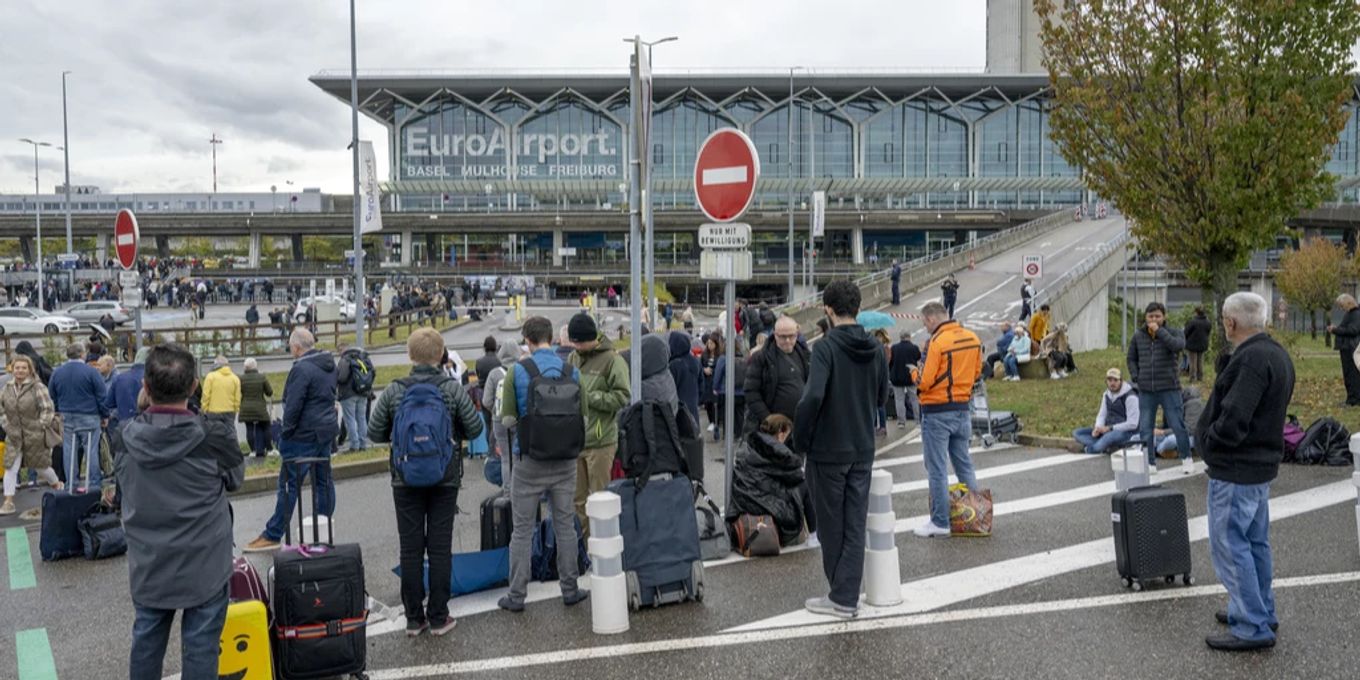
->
xmin=1122 ymin=577 xmax=1132 ymax=589
xmin=625 ymin=572 xmax=641 ymax=612
xmin=1182 ymin=574 xmax=1195 ymax=586
xmin=982 ymin=435 xmax=996 ymax=448
xmin=1130 ymin=580 xmax=1143 ymax=592
xmin=691 ymin=561 xmax=705 ymax=603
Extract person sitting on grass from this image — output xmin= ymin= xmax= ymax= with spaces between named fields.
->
xmin=1072 ymin=368 xmax=1141 ymax=454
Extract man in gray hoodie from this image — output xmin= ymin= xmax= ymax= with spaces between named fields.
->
xmin=113 ymin=343 xmax=244 ymax=680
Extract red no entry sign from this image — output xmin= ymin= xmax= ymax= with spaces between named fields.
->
xmin=693 ymin=128 xmax=760 ymax=223
xmin=115 ymin=209 xmax=139 ymax=270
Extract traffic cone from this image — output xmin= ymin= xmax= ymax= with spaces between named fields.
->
xmin=968 ymin=253 xmax=975 ymax=270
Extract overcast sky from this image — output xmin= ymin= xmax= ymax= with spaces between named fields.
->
xmin=0 ymin=0 xmax=985 ymax=196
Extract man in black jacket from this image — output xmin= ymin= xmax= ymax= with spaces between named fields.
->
xmin=1127 ymin=302 xmax=1190 ymax=468
xmin=744 ymin=316 xmax=809 ymax=431
xmin=794 ymin=280 xmax=888 ymax=620
xmin=888 ymin=330 xmax=922 ymax=428
xmin=1327 ymin=294 xmax=1360 ymax=405
xmin=1184 ymin=306 xmax=1212 ymax=382
xmin=1197 ymin=292 xmax=1294 ymax=652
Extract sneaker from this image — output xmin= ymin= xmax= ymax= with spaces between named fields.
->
xmin=562 ymin=590 xmax=590 ymax=607
xmin=0 ymin=500 xmax=15 ymax=515
xmin=913 ymin=521 xmax=951 ymax=538
xmin=1060 ymin=371 xmax=1069 ymax=378
xmin=405 ymin=619 xmax=428 ymax=637
xmin=497 ymin=596 xmax=525 ymax=613
xmin=806 ymin=531 xmax=820 ymax=549
xmin=804 ymin=596 xmax=858 ymax=619
xmin=1182 ymin=458 xmax=1195 ymax=475
xmin=429 ymin=619 xmax=457 ymax=637
xmin=898 ymin=421 xmax=906 ymax=429
xmin=1051 ymin=373 xmax=1061 ymax=380
xmin=243 ymin=536 xmax=282 ymax=553
xmin=707 ymin=423 xmax=716 ymax=434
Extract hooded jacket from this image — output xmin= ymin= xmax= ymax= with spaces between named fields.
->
xmin=482 ymin=343 xmax=519 ymax=413
xmin=794 ymin=324 xmax=889 ymax=463
xmin=113 ymin=408 xmax=243 ymax=609
xmin=105 ymin=348 xmax=149 ymax=424
xmin=201 ymin=365 xmax=241 ymax=414
xmin=335 ymin=348 xmax=372 ymax=401
xmin=14 ymin=341 xmax=52 ymax=385
xmin=1127 ymin=323 xmax=1186 ymax=393
xmin=570 ymin=334 xmax=631 ymax=449
xmin=639 ymin=334 xmax=678 ymax=415
xmin=731 ymin=430 xmax=808 ymax=547
xmin=282 ymin=349 xmax=338 ymax=443
xmin=667 ymin=331 xmax=702 ymax=423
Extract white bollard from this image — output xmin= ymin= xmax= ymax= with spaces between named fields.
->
xmin=864 ymin=469 xmax=903 ymax=606
xmin=586 ymin=491 xmax=629 ymax=634
xmin=1351 ymin=435 xmax=1360 ymax=557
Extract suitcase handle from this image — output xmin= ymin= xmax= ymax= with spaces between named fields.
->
xmin=283 ymin=456 xmax=334 ymax=546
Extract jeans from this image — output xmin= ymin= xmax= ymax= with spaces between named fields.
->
xmin=244 ymin=421 xmax=270 ymax=456
xmin=507 ymin=456 xmax=581 ymax=603
xmin=1155 ymin=434 xmax=1195 ymax=455
xmin=1207 ymin=479 xmax=1276 ymax=642
xmin=575 ymin=444 xmax=616 ymax=535
xmin=1072 ymin=427 xmax=1135 ymax=454
xmin=875 ymin=406 xmax=887 ymax=429
xmin=263 ymin=439 xmax=335 ymax=541
xmin=891 ymin=283 xmax=900 ymax=305
xmin=944 ymin=296 xmax=956 ymax=319
xmin=340 ymin=395 xmax=368 ymax=451
xmin=1002 ymin=354 xmax=1020 ymax=378
xmin=1187 ymin=351 xmax=1204 ymax=382
xmin=891 ymin=385 xmax=919 ymax=423
xmin=393 ymin=484 xmax=458 ymax=627
xmin=807 ymin=460 xmax=871 ymax=609
xmin=921 ymin=409 xmax=979 ymax=528
xmin=1138 ymin=389 xmax=1190 ymax=462
xmin=61 ymin=412 xmax=102 ymax=490
xmin=129 ymin=584 xmax=229 ymax=680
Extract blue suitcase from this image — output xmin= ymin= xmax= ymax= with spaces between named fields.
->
xmin=39 ymin=489 xmax=102 ymax=561
xmin=608 ymin=473 xmax=704 ymax=609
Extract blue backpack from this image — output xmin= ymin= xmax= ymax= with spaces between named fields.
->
xmin=391 ymin=377 xmax=455 ymax=487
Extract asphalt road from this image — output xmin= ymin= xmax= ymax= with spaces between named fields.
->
xmin=5 ymin=425 xmax=1358 ymax=680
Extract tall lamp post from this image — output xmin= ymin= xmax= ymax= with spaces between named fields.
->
xmin=348 ymin=0 xmax=365 ymax=349
xmin=623 ymin=35 xmax=677 ymax=331
xmin=787 ymin=66 xmax=803 ymax=302
xmin=19 ymin=138 xmax=62 ymax=312
xmin=61 ymin=70 xmax=73 ymax=255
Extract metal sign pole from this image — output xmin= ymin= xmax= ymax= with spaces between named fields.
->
xmin=627 ymin=43 xmax=643 ymax=401
xmin=134 ymin=306 xmax=143 ymax=356
xmin=349 ymin=0 xmax=366 ymax=350
xmin=723 ymin=278 xmax=735 ymax=511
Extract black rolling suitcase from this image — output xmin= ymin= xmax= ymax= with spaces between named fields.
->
xmin=270 ymin=457 xmax=368 ymax=680
xmin=609 ymin=473 xmax=705 ymax=609
xmin=1111 ymin=485 xmax=1194 ymax=591
xmin=480 ymin=494 xmax=513 ymax=550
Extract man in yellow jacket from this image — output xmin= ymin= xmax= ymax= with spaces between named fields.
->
xmin=911 ymin=302 xmax=984 ymax=538
xmin=201 ymin=355 xmax=242 ymax=419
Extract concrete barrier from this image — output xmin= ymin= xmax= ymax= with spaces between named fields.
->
xmin=1044 ymin=230 xmax=1131 ymax=352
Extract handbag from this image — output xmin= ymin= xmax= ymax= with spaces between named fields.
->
xmin=947 ymin=483 xmax=994 ymax=537
xmin=45 ymin=413 xmax=64 ymax=449
xmin=731 ymin=513 xmax=780 ymax=557
xmin=78 ymin=501 xmax=127 ymax=560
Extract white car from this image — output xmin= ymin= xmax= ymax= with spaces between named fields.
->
xmin=63 ymin=301 xmax=133 ymax=326
xmin=293 ymin=296 xmax=355 ymax=323
xmin=0 ymin=308 xmax=81 ymax=335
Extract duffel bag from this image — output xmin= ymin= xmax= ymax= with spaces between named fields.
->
xmin=78 ymin=502 xmax=127 ymax=560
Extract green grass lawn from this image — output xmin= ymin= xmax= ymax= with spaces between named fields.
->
xmin=239 ymin=446 xmax=390 ymax=477
xmin=988 ymin=332 xmax=1357 ymax=438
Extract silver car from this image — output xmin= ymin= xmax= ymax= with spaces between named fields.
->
xmin=63 ymin=301 xmax=132 ymax=326
xmin=0 ymin=308 xmax=81 ymax=335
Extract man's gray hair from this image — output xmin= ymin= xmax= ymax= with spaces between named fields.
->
xmin=1222 ymin=292 xmax=1268 ymax=330
xmin=920 ymin=301 xmax=947 ymax=319
xmin=289 ymin=327 xmax=316 ymax=351
xmin=66 ymin=342 xmax=85 ymax=359
xmin=1337 ymin=293 xmax=1357 ymax=310
xmin=243 ymin=357 xmax=257 ymax=371
xmin=213 ymin=354 xmax=228 ymax=369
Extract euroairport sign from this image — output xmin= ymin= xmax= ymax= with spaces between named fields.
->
xmin=402 ymin=126 xmax=620 ymax=179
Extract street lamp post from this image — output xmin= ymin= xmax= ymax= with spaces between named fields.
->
xmin=19 ymin=138 xmax=61 ymax=312
xmin=624 ymin=35 xmax=677 ymax=330
xmin=348 ymin=0 xmax=366 ymax=349
xmin=61 ymin=71 xmax=73 ymax=255
xmin=788 ymin=66 xmax=801 ymax=302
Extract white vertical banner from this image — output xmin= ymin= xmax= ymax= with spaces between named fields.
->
xmin=358 ymin=140 xmax=384 ymax=234
xmin=812 ymin=190 xmax=826 ymax=238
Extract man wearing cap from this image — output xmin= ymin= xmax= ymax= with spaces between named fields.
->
xmin=566 ymin=312 xmax=630 ymax=533
xmin=1072 ymin=368 xmax=1141 ymax=454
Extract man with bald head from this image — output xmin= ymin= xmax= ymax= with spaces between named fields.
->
xmin=745 ymin=315 xmax=811 ymax=432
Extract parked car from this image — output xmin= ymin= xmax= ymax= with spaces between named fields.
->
xmin=62 ymin=301 xmax=132 ymax=325
xmin=0 ymin=308 xmax=81 ymax=335
xmin=293 ymin=295 xmax=355 ymax=323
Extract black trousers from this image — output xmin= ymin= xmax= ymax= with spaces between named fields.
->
xmin=1342 ymin=350 xmax=1360 ymax=405
xmin=806 ymin=460 xmax=871 ymax=609
xmin=393 ymin=485 xmax=459 ymax=626
xmin=245 ymin=421 xmax=270 ymax=456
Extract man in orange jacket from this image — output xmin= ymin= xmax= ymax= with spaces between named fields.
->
xmin=912 ymin=301 xmax=984 ymax=538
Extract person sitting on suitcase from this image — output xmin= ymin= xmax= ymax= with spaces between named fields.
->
xmin=113 ymin=343 xmax=244 ymax=680
xmin=368 ymin=327 xmax=484 ymax=638
xmin=496 ymin=316 xmax=589 ymax=613
xmin=1072 ymin=368 xmax=1141 ymax=454
xmin=1198 ymin=292 xmax=1294 ymax=651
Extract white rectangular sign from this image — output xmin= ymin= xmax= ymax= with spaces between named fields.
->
xmin=343 ymin=249 xmax=365 ymax=260
xmin=812 ymin=190 xmax=826 ymax=238
xmin=122 ymin=287 xmax=143 ymax=308
xmin=700 ymin=250 xmax=753 ymax=281
xmin=119 ymin=270 xmax=140 ymax=288
xmin=698 ymin=222 xmax=752 ymax=249
xmin=57 ymin=253 xmax=80 ymax=263
xmin=358 ymin=140 xmax=384 ymax=234
xmin=557 ymin=247 xmax=578 ymax=256
xmin=1022 ymin=254 xmax=1044 ymax=278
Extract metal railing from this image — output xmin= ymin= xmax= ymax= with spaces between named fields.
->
xmin=779 ymin=208 xmax=1075 ymax=313
xmin=1034 ymin=229 xmax=1132 ymax=306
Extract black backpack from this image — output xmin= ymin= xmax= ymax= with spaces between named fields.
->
xmin=347 ymin=352 xmax=375 ymax=395
xmin=759 ymin=306 xmax=776 ymax=329
xmin=1292 ymin=417 xmax=1352 ymax=466
xmin=617 ymin=401 xmax=688 ymax=489
xmin=516 ymin=359 xmax=584 ymax=461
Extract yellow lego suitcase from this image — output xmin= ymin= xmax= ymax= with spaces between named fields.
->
xmin=218 ymin=599 xmax=272 ymax=680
